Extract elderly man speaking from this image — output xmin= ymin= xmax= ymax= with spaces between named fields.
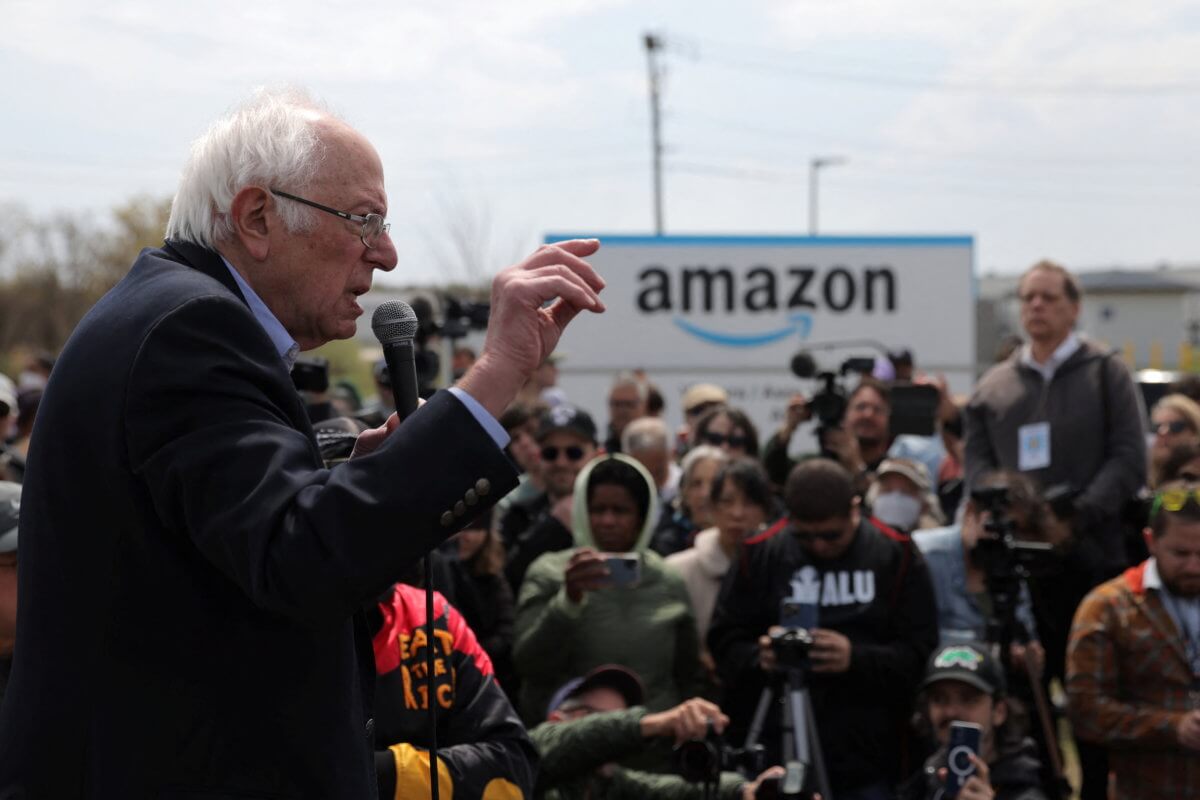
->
xmin=0 ymin=88 xmax=604 ymax=799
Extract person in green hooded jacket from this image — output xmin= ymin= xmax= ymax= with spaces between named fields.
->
xmin=514 ymin=453 xmax=701 ymax=725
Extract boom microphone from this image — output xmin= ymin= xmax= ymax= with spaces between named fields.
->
xmin=371 ymin=300 xmax=420 ymax=421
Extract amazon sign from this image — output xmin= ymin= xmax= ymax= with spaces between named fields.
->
xmin=544 ymin=235 xmax=975 ymax=440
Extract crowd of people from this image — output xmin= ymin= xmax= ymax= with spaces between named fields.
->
xmin=2 ymin=183 xmax=1198 ymax=798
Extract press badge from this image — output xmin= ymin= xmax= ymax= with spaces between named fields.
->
xmin=1018 ymin=422 xmax=1051 ymax=471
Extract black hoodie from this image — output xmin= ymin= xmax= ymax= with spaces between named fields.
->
xmin=708 ymin=517 xmax=939 ymax=794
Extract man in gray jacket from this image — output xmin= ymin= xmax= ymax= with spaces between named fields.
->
xmin=964 ymin=259 xmax=1146 ymax=800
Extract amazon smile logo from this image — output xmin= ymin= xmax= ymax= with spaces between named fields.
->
xmin=636 ymin=263 xmax=898 ymax=349
xmin=673 ymin=312 xmax=813 ymax=348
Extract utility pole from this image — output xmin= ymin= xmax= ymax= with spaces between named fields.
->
xmin=809 ymin=156 xmax=847 ymax=235
xmin=644 ymin=33 xmax=665 ymax=235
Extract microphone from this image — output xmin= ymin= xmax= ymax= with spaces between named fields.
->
xmin=790 ymin=351 xmax=817 ymax=379
xmin=371 ymin=300 xmax=420 ymax=421
xmin=372 ymin=299 xmax=443 ymax=800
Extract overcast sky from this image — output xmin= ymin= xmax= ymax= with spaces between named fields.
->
xmin=3 ymin=0 xmax=1198 ymax=286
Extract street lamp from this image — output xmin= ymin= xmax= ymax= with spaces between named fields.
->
xmin=809 ymin=156 xmax=847 ymax=235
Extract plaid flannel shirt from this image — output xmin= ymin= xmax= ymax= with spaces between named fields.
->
xmin=1067 ymin=560 xmax=1200 ymax=800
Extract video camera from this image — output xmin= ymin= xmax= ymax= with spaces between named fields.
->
xmin=673 ymin=721 xmax=765 ymax=787
xmin=969 ymin=484 xmax=1069 ymax=582
xmin=789 ymin=353 xmax=876 ymax=428
xmin=438 ymin=295 xmax=491 ymax=339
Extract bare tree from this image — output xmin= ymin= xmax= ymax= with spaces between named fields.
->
xmin=421 ymin=179 xmax=532 ymax=288
xmin=0 ymin=195 xmax=172 ymax=354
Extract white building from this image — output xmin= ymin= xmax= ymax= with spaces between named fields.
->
xmin=979 ymin=266 xmax=1200 ymax=371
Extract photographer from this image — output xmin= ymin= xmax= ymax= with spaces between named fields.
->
xmin=912 ymin=471 xmax=1044 ymax=664
xmin=898 ymin=643 xmax=1048 ymax=800
xmin=763 ymin=380 xmax=892 ymax=490
xmin=708 ymin=459 xmax=938 ymax=799
xmin=530 ymin=666 xmax=784 ymax=800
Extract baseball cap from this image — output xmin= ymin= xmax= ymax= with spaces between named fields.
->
xmin=682 ymin=383 xmax=728 ymax=415
xmin=876 ymin=457 xmax=932 ymax=495
xmin=920 ymin=643 xmax=1006 ymax=697
xmin=546 ymin=664 xmax=645 ymax=717
xmin=536 ymin=404 xmax=597 ymax=443
xmin=0 ymin=481 xmax=20 ymax=554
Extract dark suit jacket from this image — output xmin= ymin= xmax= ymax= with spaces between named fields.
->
xmin=0 ymin=241 xmax=518 ymax=799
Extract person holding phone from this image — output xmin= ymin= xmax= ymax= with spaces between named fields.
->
xmin=514 ymin=454 xmax=700 ymax=725
xmin=898 ymin=643 xmax=1048 ymax=800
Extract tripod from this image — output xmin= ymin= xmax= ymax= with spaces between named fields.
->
xmin=984 ymin=569 xmax=1070 ymax=800
xmin=745 ymin=665 xmax=834 ymax=800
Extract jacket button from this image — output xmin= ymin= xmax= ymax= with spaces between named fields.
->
xmin=454 ymin=501 xmax=466 ymax=517
xmin=440 ymin=511 xmax=454 ymax=527
xmin=465 ymin=489 xmax=478 ymax=506
xmin=476 ymin=479 xmax=491 ymax=497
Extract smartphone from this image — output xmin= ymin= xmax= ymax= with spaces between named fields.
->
xmin=889 ymin=384 xmax=940 ymax=437
xmin=599 ymin=553 xmax=641 ymax=588
xmin=779 ymin=598 xmax=818 ymax=631
xmin=945 ymin=721 xmax=983 ymax=798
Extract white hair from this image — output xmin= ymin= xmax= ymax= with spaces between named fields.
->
xmin=611 ymin=370 xmax=649 ymax=402
xmin=680 ymin=444 xmax=727 ymax=481
xmin=621 ymin=416 xmax=670 ymax=455
xmin=166 ymin=87 xmax=331 ymax=248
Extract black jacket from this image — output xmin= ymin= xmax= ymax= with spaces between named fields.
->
xmin=897 ymin=738 xmax=1048 ymax=800
xmin=498 ymin=491 xmax=572 ymax=594
xmin=370 ymin=584 xmax=535 ymax=799
xmin=0 ymin=241 xmax=518 ymax=799
xmin=708 ymin=518 xmax=939 ymax=793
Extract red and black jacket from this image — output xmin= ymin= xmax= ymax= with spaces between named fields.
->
xmin=371 ymin=584 xmax=537 ymax=800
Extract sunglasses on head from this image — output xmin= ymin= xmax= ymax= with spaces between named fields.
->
xmin=1150 ymin=485 xmax=1200 ymax=521
xmin=702 ymin=432 xmax=749 ymax=449
xmin=794 ymin=528 xmax=844 ymax=543
xmin=1154 ymin=420 xmax=1192 ymax=436
xmin=542 ymin=445 xmax=586 ymax=462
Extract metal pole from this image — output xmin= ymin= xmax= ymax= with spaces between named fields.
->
xmin=809 ymin=156 xmax=847 ymax=236
xmin=644 ymin=33 xmax=664 ymax=235
xmin=808 ymin=159 xmax=819 ymax=236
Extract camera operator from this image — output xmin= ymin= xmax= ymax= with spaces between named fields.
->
xmin=912 ymin=472 xmax=1044 ymax=668
xmin=898 ymin=643 xmax=1048 ymax=800
xmin=763 ymin=380 xmax=892 ymax=490
xmin=529 ymin=665 xmax=784 ymax=800
xmin=708 ymin=458 xmax=939 ymax=799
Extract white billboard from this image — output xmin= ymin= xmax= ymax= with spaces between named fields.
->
xmin=542 ymin=234 xmax=975 ymax=447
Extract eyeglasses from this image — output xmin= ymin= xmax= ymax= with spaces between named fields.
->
xmin=702 ymin=432 xmax=750 ymax=449
xmin=1019 ymin=290 xmax=1065 ymax=305
xmin=542 ymin=445 xmax=587 ymax=462
xmin=270 ymin=188 xmax=391 ymax=249
xmin=1154 ymin=420 xmax=1192 ymax=436
xmin=794 ymin=527 xmax=845 ymax=543
xmin=1150 ymin=486 xmax=1200 ymax=520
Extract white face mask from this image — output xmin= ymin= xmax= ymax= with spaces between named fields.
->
xmin=871 ymin=491 xmax=923 ymax=532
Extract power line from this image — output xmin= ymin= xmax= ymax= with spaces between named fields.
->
xmin=670 ymin=108 xmax=1200 ymax=170
xmin=664 ymin=34 xmax=1200 ymax=97
xmin=669 ymin=159 xmax=1198 ymax=205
